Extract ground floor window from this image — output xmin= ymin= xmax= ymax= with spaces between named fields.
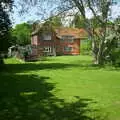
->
xmin=43 ymin=46 xmax=52 ymax=52
xmin=64 ymin=46 xmax=73 ymax=52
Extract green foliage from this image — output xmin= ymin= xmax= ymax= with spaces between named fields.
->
xmin=89 ymin=16 xmax=101 ymax=29
xmin=0 ymin=0 xmax=13 ymax=52
xmin=114 ymin=16 xmax=120 ymax=24
xmin=110 ymin=25 xmax=120 ymax=66
xmin=111 ymin=48 xmax=120 ymax=66
xmin=70 ymin=15 xmax=85 ymax=28
xmin=11 ymin=23 xmax=32 ymax=46
xmin=0 ymin=0 xmax=13 ymax=68
xmin=49 ymin=16 xmax=63 ymax=27
xmin=103 ymin=24 xmax=120 ymax=66
xmin=41 ymin=16 xmax=62 ymax=30
xmin=81 ymin=39 xmax=92 ymax=55
xmin=34 ymin=17 xmax=63 ymax=35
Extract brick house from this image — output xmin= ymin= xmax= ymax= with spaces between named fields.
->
xmin=31 ymin=27 xmax=87 ymax=56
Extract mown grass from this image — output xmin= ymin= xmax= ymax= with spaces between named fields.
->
xmin=0 ymin=55 xmax=120 ymax=120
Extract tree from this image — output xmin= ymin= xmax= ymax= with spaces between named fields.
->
xmin=114 ymin=16 xmax=120 ymax=24
xmin=11 ymin=23 xmax=32 ymax=46
xmin=68 ymin=0 xmax=115 ymax=65
xmin=70 ymin=14 xmax=85 ymax=28
xmin=67 ymin=0 xmax=119 ymax=65
xmin=49 ymin=16 xmax=63 ymax=27
xmin=108 ymin=24 xmax=120 ymax=66
xmin=0 ymin=0 xmax=13 ymax=68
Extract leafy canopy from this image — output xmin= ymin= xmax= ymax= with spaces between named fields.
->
xmin=11 ymin=23 xmax=32 ymax=46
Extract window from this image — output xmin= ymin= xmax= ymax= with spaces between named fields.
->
xmin=64 ymin=46 xmax=72 ymax=52
xmin=61 ymin=35 xmax=74 ymax=42
xmin=42 ymin=33 xmax=52 ymax=40
xmin=43 ymin=46 xmax=51 ymax=52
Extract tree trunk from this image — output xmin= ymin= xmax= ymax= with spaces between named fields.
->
xmin=97 ymin=44 xmax=104 ymax=65
xmin=97 ymin=31 xmax=106 ymax=66
xmin=0 ymin=57 xmax=4 ymax=71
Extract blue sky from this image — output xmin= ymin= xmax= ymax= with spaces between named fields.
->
xmin=12 ymin=0 xmax=120 ymax=26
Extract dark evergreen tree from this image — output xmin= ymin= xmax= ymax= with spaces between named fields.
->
xmin=0 ymin=0 xmax=13 ymax=68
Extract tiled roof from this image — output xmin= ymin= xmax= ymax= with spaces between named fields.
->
xmin=32 ymin=27 xmax=88 ymax=38
xmin=55 ymin=27 xmax=88 ymax=39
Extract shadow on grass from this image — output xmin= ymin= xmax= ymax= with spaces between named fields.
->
xmin=6 ymin=63 xmax=78 ymax=73
xmin=5 ymin=61 xmax=101 ymax=73
xmin=0 ymin=73 xmax=107 ymax=120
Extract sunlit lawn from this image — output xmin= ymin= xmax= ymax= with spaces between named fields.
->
xmin=1 ymin=55 xmax=120 ymax=120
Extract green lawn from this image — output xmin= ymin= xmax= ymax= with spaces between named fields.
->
xmin=0 ymin=55 xmax=120 ymax=120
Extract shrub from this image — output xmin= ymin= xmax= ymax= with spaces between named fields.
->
xmin=80 ymin=39 xmax=92 ymax=55
xmin=111 ymin=48 xmax=120 ymax=67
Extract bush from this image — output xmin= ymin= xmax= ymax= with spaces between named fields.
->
xmin=111 ymin=48 xmax=120 ymax=67
xmin=80 ymin=39 xmax=92 ymax=55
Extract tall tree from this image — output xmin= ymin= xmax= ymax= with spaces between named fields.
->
xmin=68 ymin=0 xmax=114 ymax=65
xmin=0 ymin=0 xmax=13 ymax=67
xmin=11 ymin=23 xmax=32 ymax=46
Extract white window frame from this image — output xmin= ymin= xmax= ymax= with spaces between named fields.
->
xmin=43 ymin=46 xmax=52 ymax=52
xmin=42 ymin=33 xmax=52 ymax=40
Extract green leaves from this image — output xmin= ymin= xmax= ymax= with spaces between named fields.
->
xmin=11 ymin=23 xmax=32 ymax=46
xmin=70 ymin=15 xmax=85 ymax=28
xmin=0 ymin=0 xmax=13 ymax=52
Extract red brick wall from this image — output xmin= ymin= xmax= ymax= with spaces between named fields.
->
xmin=55 ymin=38 xmax=80 ymax=55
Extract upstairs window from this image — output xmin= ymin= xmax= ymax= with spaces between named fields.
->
xmin=42 ymin=33 xmax=52 ymax=40
xmin=61 ymin=35 xmax=74 ymax=42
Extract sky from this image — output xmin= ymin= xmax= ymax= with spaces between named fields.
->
xmin=11 ymin=0 xmax=120 ymax=26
